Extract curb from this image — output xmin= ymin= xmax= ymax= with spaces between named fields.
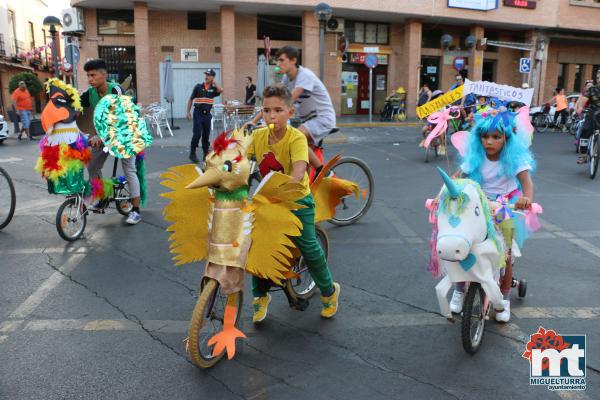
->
xmin=337 ymin=122 xmax=422 ymax=128
xmin=323 ymin=133 xmax=348 ymax=145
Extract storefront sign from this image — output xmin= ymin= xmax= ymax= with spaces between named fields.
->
xmin=349 ymin=53 xmax=388 ymax=65
xmin=363 ymin=46 xmax=379 ymax=53
xmin=453 ymin=57 xmax=466 ymax=71
xmin=426 ymin=66 xmax=437 ymax=74
xmin=181 ymin=48 xmax=199 ymax=62
xmin=463 ymin=79 xmax=534 ymax=106
xmin=448 ymin=0 xmax=498 ymax=10
xmin=416 ymin=85 xmax=464 ymax=119
xmin=503 ymin=0 xmax=536 ymax=9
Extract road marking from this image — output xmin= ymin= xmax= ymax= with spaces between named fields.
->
xmin=331 ymin=238 xmax=404 ymax=245
xmin=0 ymin=157 xmax=23 ymax=163
xmin=377 ymin=202 xmax=424 ymax=244
xmin=557 ymin=392 xmax=591 ymax=400
xmin=577 ymin=230 xmax=600 ymax=238
xmin=512 ymin=307 xmax=600 ymax=319
xmin=0 ymin=320 xmax=23 ymax=333
xmin=567 ymin=238 xmax=600 ymax=259
xmin=22 ymin=319 xmax=189 ymax=333
xmin=539 ymin=217 xmax=600 ymax=259
xmin=0 ymin=247 xmax=88 ymax=256
xmin=8 ymin=253 xmax=87 ymax=320
xmin=15 ymin=198 xmax=61 ymax=213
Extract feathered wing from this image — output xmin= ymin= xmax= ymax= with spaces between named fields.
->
xmin=245 ymin=172 xmax=306 ymax=285
xmin=160 ymin=164 xmax=211 ymax=266
xmin=311 ymin=154 xmax=360 ymax=223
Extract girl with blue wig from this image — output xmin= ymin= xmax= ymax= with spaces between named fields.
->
xmin=449 ymin=108 xmax=536 ymax=323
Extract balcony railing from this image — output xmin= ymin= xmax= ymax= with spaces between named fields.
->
xmin=0 ymin=34 xmax=5 ymax=57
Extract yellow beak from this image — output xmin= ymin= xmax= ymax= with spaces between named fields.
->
xmin=186 ymin=168 xmax=222 ymax=189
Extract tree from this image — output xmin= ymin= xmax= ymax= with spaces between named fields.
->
xmin=8 ymin=72 xmax=43 ymax=97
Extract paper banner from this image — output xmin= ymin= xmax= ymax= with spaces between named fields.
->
xmin=463 ymin=79 xmax=534 ymax=106
xmin=416 ymin=85 xmax=464 ymax=119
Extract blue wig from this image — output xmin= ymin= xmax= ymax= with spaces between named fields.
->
xmin=460 ymin=111 xmax=536 ymax=185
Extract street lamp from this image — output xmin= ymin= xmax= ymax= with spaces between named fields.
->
xmin=314 ymin=2 xmax=333 ymax=81
xmin=43 ymin=15 xmax=62 ymax=77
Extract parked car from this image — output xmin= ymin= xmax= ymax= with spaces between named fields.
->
xmin=0 ymin=114 xmax=9 ymax=144
xmin=530 ymin=93 xmax=580 ymax=117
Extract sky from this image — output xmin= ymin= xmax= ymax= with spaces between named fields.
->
xmin=47 ymin=0 xmax=72 ymax=17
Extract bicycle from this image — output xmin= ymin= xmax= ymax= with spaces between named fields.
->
xmin=532 ymin=104 xmax=555 ymax=133
xmin=55 ymin=157 xmax=133 ymax=241
xmin=187 ymin=223 xmax=329 ymax=368
xmin=0 ymin=166 xmax=16 ymax=230
xmin=587 ymin=110 xmax=600 ymax=179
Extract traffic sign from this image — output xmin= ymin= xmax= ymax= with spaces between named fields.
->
xmin=65 ymin=43 xmax=80 ymax=66
xmin=364 ymin=53 xmax=378 ymax=69
xmin=519 ymin=57 xmax=531 ymax=73
xmin=453 ymin=57 xmax=466 ymax=71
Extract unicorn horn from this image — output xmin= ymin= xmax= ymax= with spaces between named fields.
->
xmin=437 ymin=167 xmax=460 ymax=198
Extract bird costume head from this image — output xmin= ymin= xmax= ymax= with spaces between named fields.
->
xmin=187 ymin=131 xmax=251 ymax=192
xmin=41 ymin=78 xmax=82 ymax=133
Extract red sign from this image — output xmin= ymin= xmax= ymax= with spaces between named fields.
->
xmin=503 ymin=0 xmax=536 ymax=9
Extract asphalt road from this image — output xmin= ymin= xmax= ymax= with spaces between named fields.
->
xmin=0 ymin=123 xmax=598 ymax=400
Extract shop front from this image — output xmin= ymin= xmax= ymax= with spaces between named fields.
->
xmin=341 ymin=46 xmax=390 ymax=115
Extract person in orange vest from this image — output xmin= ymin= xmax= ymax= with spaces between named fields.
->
xmin=547 ymin=87 xmax=568 ymax=131
xmin=11 ymin=81 xmax=33 ymax=140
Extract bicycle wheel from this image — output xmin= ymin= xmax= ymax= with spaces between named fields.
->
xmin=56 ymin=196 xmax=87 ymax=241
xmin=285 ymin=225 xmax=330 ymax=300
xmin=589 ymin=133 xmax=599 ymax=179
xmin=461 ymin=282 xmax=487 ymax=354
xmin=0 ymin=167 xmax=16 ymax=230
xmin=533 ymin=114 xmax=548 ymax=133
xmin=115 ymin=185 xmax=133 ymax=216
xmin=329 ymin=157 xmax=374 ymax=226
xmin=187 ymin=279 xmax=243 ymax=368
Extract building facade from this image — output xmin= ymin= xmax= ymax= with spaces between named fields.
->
xmin=71 ymin=0 xmax=600 ymax=118
xmin=0 ymin=0 xmax=59 ymax=114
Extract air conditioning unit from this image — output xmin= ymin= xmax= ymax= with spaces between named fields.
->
xmin=326 ymin=18 xmax=344 ymax=33
xmin=62 ymin=8 xmax=85 ymax=33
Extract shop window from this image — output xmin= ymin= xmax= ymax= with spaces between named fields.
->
xmin=557 ymin=63 xmax=566 ymax=90
xmin=257 ymin=15 xmax=301 ymax=41
xmin=187 ymin=12 xmax=206 ymax=30
xmin=97 ymin=9 xmax=134 ymax=35
xmin=345 ymin=21 xmax=389 ymax=45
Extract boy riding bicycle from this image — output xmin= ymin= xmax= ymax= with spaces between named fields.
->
xmin=246 ymin=84 xmax=340 ymax=322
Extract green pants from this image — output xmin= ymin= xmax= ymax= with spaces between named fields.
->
xmin=252 ymin=194 xmax=333 ymax=297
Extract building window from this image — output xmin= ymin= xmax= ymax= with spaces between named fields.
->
xmin=557 ymin=63 xmax=566 ymax=90
xmin=97 ymin=9 xmax=135 ymax=35
xmin=421 ymin=28 xmax=443 ymax=49
xmin=28 ymin=22 xmax=35 ymax=49
xmin=574 ymin=64 xmax=582 ymax=92
xmin=8 ymin=10 xmax=17 ymax=54
xmin=98 ymin=46 xmax=136 ymax=85
xmin=188 ymin=12 xmax=206 ymax=30
xmin=345 ymin=21 xmax=389 ymax=45
xmin=257 ymin=15 xmax=302 ymax=41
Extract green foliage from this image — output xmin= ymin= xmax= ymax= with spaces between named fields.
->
xmin=8 ymin=72 xmax=43 ymax=96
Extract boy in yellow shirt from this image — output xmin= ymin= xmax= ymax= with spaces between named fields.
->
xmin=246 ymin=84 xmax=340 ymax=322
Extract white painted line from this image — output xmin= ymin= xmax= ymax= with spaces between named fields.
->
xmin=15 ymin=198 xmax=61 ymax=213
xmin=568 ymin=238 xmax=600 ymax=259
xmin=0 ymin=157 xmax=23 ymax=163
xmin=557 ymin=391 xmax=591 ymax=400
xmin=331 ymin=238 xmax=404 ymax=245
xmin=576 ymin=230 xmax=600 ymax=238
xmin=21 ymin=319 xmax=189 ymax=333
xmin=8 ymin=253 xmax=87 ymax=320
xmin=377 ymin=203 xmax=424 ymax=244
xmin=0 ymin=247 xmax=88 ymax=256
xmin=0 ymin=320 xmax=24 ymax=333
xmin=513 ymin=307 xmax=600 ymax=319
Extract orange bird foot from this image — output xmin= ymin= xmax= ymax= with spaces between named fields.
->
xmin=207 ymin=326 xmax=247 ymax=360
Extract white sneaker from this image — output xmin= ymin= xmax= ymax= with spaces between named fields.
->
xmin=125 ymin=211 xmax=142 ymax=225
xmin=495 ymin=300 xmax=511 ymax=323
xmin=449 ymin=290 xmax=465 ymax=314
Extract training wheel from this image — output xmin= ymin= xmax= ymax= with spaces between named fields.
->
xmin=518 ymin=279 xmax=527 ymax=298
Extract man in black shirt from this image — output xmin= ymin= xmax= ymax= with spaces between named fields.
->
xmin=186 ymin=69 xmax=222 ymax=163
xmin=245 ymin=76 xmax=256 ymax=105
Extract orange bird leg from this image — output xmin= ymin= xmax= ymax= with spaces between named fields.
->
xmin=207 ymin=293 xmax=246 ymax=360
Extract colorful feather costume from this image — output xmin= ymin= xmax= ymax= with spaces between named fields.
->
xmin=94 ymin=94 xmax=152 ymax=204
xmin=35 ymin=78 xmax=91 ymax=195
